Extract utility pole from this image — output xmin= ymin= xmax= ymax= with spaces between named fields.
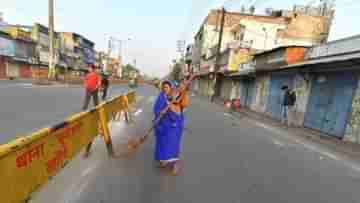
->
xmin=211 ymin=7 xmax=226 ymax=102
xmin=176 ymin=40 xmax=186 ymax=81
xmin=106 ymin=37 xmax=112 ymax=74
xmin=177 ymin=40 xmax=185 ymax=61
xmin=117 ymin=40 xmax=122 ymax=78
xmin=48 ymin=0 xmax=56 ymax=79
xmin=106 ymin=36 xmax=130 ymax=77
xmin=118 ymin=40 xmax=122 ymax=67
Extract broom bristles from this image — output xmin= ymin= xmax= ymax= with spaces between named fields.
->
xmin=127 ymin=135 xmax=148 ymax=151
xmin=127 ymin=137 xmax=140 ymax=150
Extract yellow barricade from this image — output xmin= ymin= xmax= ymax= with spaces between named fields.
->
xmin=0 ymin=91 xmax=136 ymax=203
xmin=126 ymin=91 xmax=137 ymax=105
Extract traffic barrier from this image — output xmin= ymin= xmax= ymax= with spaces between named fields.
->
xmin=126 ymin=91 xmax=137 ymax=105
xmin=109 ymin=92 xmax=136 ymax=123
xmin=0 ymin=91 xmax=136 ymax=203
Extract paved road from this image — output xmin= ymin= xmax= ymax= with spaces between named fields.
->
xmin=0 ymin=80 xmax=132 ymax=144
xmin=31 ymin=86 xmax=360 ymax=203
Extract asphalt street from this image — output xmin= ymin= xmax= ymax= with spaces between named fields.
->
xmin=0 ymin=80 xmax=131 ymax=144
xmin=29 ymin=85 xmax=360 ymax=203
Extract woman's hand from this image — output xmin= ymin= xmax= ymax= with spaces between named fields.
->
xmin=160 ymin=106 xmax=169 ymax=115
xmin=169 ymin=104 xmax=179 ymax=112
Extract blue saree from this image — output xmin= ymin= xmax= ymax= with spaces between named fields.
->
xmin=153 ymin=91 xmax=183 ymax=162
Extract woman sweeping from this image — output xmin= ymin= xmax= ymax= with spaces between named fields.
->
xmin=153 ymin=80 xmax=189 ymax=175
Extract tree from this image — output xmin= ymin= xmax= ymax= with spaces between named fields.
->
xmin=170 ymin=62 xmax=183 ymax=83
xmin=143 ymin=73 xmax=155 ymax=81
xmin=249 ymin=6 xmax=255 ymax=14
xmin=241 ymin=6 xmax=246 ymax=13
xmin=122 ymin=63 xmax=139 ymax=79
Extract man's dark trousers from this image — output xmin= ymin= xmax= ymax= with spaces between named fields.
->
xmin=82 ymin=89 xmax=99 ymax=111
xmin=82 ymin=89 xmax=99 ymax=157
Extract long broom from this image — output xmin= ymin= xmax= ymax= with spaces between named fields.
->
xmin=127 ymin=108 xmax=168 ymax=151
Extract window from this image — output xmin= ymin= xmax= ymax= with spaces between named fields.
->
xmin=233 ymin=32 xmax=238 ymax=40
xmin=240 ymin=32 xmax=245 ymax=41
xmin=276 ymin=28 xmax=285 ymax=38
xmin=239 ymin=25 xmax=246 ymax=41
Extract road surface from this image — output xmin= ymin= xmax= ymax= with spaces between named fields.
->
xmin=0 ymin=80 xmax=130 ymax=144
xmin=28 ymin=85 xmax=360 ymax=203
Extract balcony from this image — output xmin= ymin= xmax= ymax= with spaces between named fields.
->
xmin=227 ymin=40 xmax=253 ymax=49
xmin=206 ymin=45 xmax=218 ymax=59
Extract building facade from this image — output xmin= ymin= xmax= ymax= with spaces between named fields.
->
xmin=236 ymin=35 xmax=360 ymax=142
xmin=0 ymin=31 xmax=15 ymax=78
xmin=192 ymin=4 xmax=334 ymax=99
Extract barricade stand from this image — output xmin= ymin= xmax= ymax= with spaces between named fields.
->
xmin=113 ymin=110 xmax=122 ymax=122
xmin=110 ymin=97 xmax=125 ymax=122
xmin=121 ymin=95 xmax=133 ymax=124
xmin=97 ymin=104 xmax=115 ymax=156
xmin=83 ymin=104 xmax=115 ymax=157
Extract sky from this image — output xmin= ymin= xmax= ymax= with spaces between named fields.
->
xmin=2 ymin=0 xmax=360 ymax=77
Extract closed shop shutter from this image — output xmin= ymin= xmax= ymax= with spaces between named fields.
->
xmin=230 ymin=81 xmax=239 ymax=100
xmin=241 ymin=79 xmax=257 ymax=108
xmin=220 ymin=79 xmax=233 ymax=100
xmin=199 ymin=78 xmax=208 ymax=96
xmin=233 ymin=81 xmax=241 ymax=99
xmin=7 ymin=63 xmax=19 ymax=78
xmin=20 ymin=64 xmax=32 ymax=78
xmin=193 ymin=79 xmax=199 ymax=92
xmin=200 ymin=78 xmax=206 ymax=96
xmin=0 ymin=57 xmax=6 ymax=78
xmin=304 ymin=72 xmax=357 ymax=138
xmin=32 ymin=67 xmax=49 ymax=79
xmin=267 ymin=74 xmax=294 ymax=120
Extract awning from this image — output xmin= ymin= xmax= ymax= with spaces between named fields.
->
xmin=280 ymin=52 xmax=360 ymax=70
xmin=12 ymin=57 xmax=31 ymax=63
xmin=229 ymin=68 xmax=256 ymax=77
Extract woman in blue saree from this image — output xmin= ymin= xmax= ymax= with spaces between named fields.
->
xmin=153 ymin=80 xmax=189 ymax=174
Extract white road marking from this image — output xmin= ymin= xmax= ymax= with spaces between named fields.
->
xmin=321 ymin=151 xmax=340 ymax=161
xmin=0 ymin=85 xmax=16 ymax=89
xmin=224 ymin=113 xmax=232 ymax=117
xmin=253 ymin=121 xmax=284 ymax=135
xmin=246 ymin=117 xmax=360 ymax=173
xmin=147 ymin=96 xmax=156 ymax=104
xmin=81 ymin=163 xmax=99 ymax=177
xmin=273 ymin=139 xmax=286 ymax=148
xmin=134 ymin=109 xmax=143 ymax=116
xmin=223 ymin=112 xmax=238 ymax=120
xmin=0 ymin=83 xmax=34 ymax=88
xmin=20 ymin=83 xmax=33 ymax=87
xmin=64 ymin=162 xmax=100 ymax=203
xmin=17 ymin=83 xmax=67 ymax=88
xmin=138 ymin=95 xmax=144 ymax=100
